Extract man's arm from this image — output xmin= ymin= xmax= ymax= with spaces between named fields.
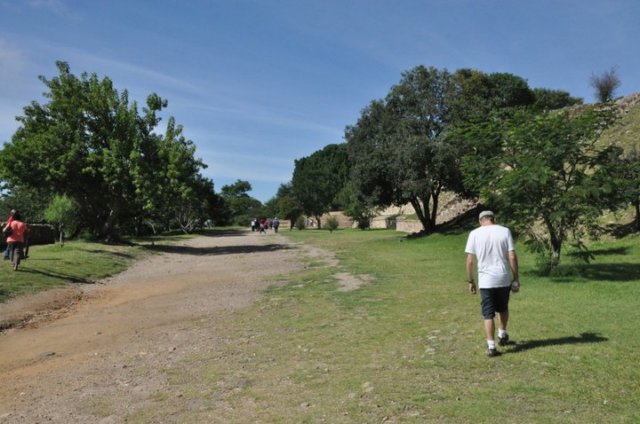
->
xmin=508 ymin=250 xmax=519 ymax=281
xmin=466 ymin=254 xmax=477 ymax=294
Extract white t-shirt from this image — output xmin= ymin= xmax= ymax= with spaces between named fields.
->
xmin=465 ymin=224 xmax=515 ymax=289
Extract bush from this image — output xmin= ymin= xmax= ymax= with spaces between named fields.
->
xmin=326 ymin=216 xmax=339 ymax=232
xmin=295 ymin=216 xmax=306 ymax=230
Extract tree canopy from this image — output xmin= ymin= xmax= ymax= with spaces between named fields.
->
xmin=216 ymin=179 xmax=263 ymax=226
xmin=459 ymin=106 xmax=622 ymax=268
xmin=345 ymin=66 xmax=536 ymax=232
xmin=0 ymin=61 xmax=214 ymax=239
xmin=291 ymin=143 xmax=350 ymax=228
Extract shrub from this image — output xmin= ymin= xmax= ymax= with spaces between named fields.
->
xmin=326 ymin=215 xmax=339 ymax=232
xmin=295 ymin=216 xmax=306 ymax=230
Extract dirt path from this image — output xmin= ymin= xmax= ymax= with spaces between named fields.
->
xmin=0 ymin=230 xmax=313 ymax=423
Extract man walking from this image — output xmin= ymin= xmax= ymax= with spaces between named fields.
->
xmin=465 ymin=210 xmax=520 ymax=357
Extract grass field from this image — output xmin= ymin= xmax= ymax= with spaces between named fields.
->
xmin=0 ymin=234 xmax=189 ymax=302
xmin=144 ymin=227 xmax=640 ymax=423
xmin=3 ymin=226 xmax=639 ymax=423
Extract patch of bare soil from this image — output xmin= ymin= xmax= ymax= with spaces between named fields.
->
xmin=0 ymin=231 xmax=344 ymax=423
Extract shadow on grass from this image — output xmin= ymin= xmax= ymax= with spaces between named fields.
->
xmin=18 ymin=267 xmax=96 ymax=284
xmin=607 ymin=221 xmax=640 ymax=238
xmin=143 ymin=243 xmax=293 ymax=256
xmin=579 ymin=263 xmax=640 ymax=281
xmin=78 ymin=249 xmax=136 ymax=259
xmin=546 ymin=262 xmax=640 ymax=283
xmin=0 ymin=287 xmax=9 ymax=302
xmin=507 ymin=332 xmax=608 ymax=354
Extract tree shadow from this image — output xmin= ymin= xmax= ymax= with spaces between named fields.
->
xmin=143 ymin=243 xmax=294 ymax=256
xmin=78 ymin=249 xmax=136 ymax=259
xmin=18 ymin=268 xmax=96 ymax=284
xmin=607 ymin=221 xmax=639 ymax=238
xmin=197 ymin=229 xmax=247 ymax=237
xmin=585 ymin=246 xmax=630 ymax=256
xmin=547 ymin=263 xmax=640 ymax=283
xmin=579 ymin=263 xmax=640 ymax=281
xmin=506 ymin=332 xmax=608 ymax=354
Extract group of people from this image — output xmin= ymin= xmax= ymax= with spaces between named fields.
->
xmin=251 ymin=217 xmax=280 ymax=234
xmin=2 ymin=209 xmax=29 ymax=271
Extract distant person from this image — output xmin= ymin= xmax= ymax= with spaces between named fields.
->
xmin=259 ymin=218 xmax=266 ymax=234
xmin=465 ymin=210 xmax=520 ymax=357
xmin=272 ymin=217 xmax=280 ymax=233
xmin=5 ymin=211 xmax=29 ymax=271
xmin=2 ymin=209 xmax=16 ymax=260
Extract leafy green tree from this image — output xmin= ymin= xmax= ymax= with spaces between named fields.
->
xmin=336 ymin=182 xmax=375 ymax=229
xmin=0 ymin=185 xmax=51 ymax=224
xmin=461 ymin=106 xmax=621 ymax=268
xmin=267 ymin=183 xmax=304 ymax=230
xmin=532 ymin=88 xmax=583 ymax=111
xmin=44 ymin=194 xmax=79 ymax=246
xmin=618 ymin=147 xmax=640 ymax=231
xmin=346 ymin=66 xmax=464 ymax=233
xmin=0 ymin=61 xmax=209 ymax=239
xmin=291 ymin=143 xmax=350 ymax=228
xmin=449 ymin=69 xmax=538 ymax=122
xmin=218 ymin=180 xmax=263 ymax=226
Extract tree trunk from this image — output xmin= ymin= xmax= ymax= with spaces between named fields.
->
xmin=410 ymin=197 xmax=435 ymax=233
xmin=429 ymin=186 xmax=441 ymax=229
xmin=543 ymin=216 xmax=563 ymax=268
xmin=635 ymin=200 xmax=640 ymax=232
xmin=315 ymin=215 xmax=322 ymax=229
xmin=103 ymin=199 xmax=123 ymax=242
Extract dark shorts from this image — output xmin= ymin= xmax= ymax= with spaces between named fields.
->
xmin=480 ymin=287 xmax=511 ymax=320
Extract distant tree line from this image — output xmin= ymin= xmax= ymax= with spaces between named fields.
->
xmin=2 ymin=62 xmax=637 ymax=270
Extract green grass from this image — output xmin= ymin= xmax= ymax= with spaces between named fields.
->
xmin=4 ymin=227 xmax=639 ymax=422
xmin=143 ymin=227 xmax=640 ymax=423
xmin=0 ymin=232 xmax=197 ymax=302
xmin=0 ymin=242 xmax=137 ymax=302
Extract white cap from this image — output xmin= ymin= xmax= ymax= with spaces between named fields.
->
xmin=479 ymin=210 xmax=495 ymax=220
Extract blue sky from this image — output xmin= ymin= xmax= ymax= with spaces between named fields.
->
xmin=1 ymin=0 xmax=638 ymax=202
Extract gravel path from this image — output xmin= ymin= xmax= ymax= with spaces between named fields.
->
xmin=0 ymin=230 xmax=309 ymax=423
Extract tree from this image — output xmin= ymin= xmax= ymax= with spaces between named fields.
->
xmin=0 ymin=185 xmax=52 ymax=224
xmin=336 ymin=181 xmax=376 ymax=229
xmin=590 ymin=67 xmax=621 ymax=103
xmin=218 ymin=180 xmax=262 ymax=226
xmin=291 ymin=143 xmax=350 ymax=228
xmin=532 ymin=88 xmax=583 ymax=111
xmin=0 ymin=61 xmax=210 ymax=239
xmin=267 ymin=183 xmax=304 ymax=230
xmin=618 ymin=147 xmax=640 ymax=231
xmin=461 ymin=106 xmax=621 ymax=268
xmin=44 ymin=194 xmax=79 ymax=246
xmin=346 ymin=66 xmax=463 ymax=233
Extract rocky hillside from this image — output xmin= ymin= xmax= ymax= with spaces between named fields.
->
xmin=601 ymin=92 xmax=640 ymax=153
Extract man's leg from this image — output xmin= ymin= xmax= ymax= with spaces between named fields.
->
xmin=498 ymin=311 xmax=509 ymax=333
xmin=484 ymin=318 xmax=495 ymax=342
